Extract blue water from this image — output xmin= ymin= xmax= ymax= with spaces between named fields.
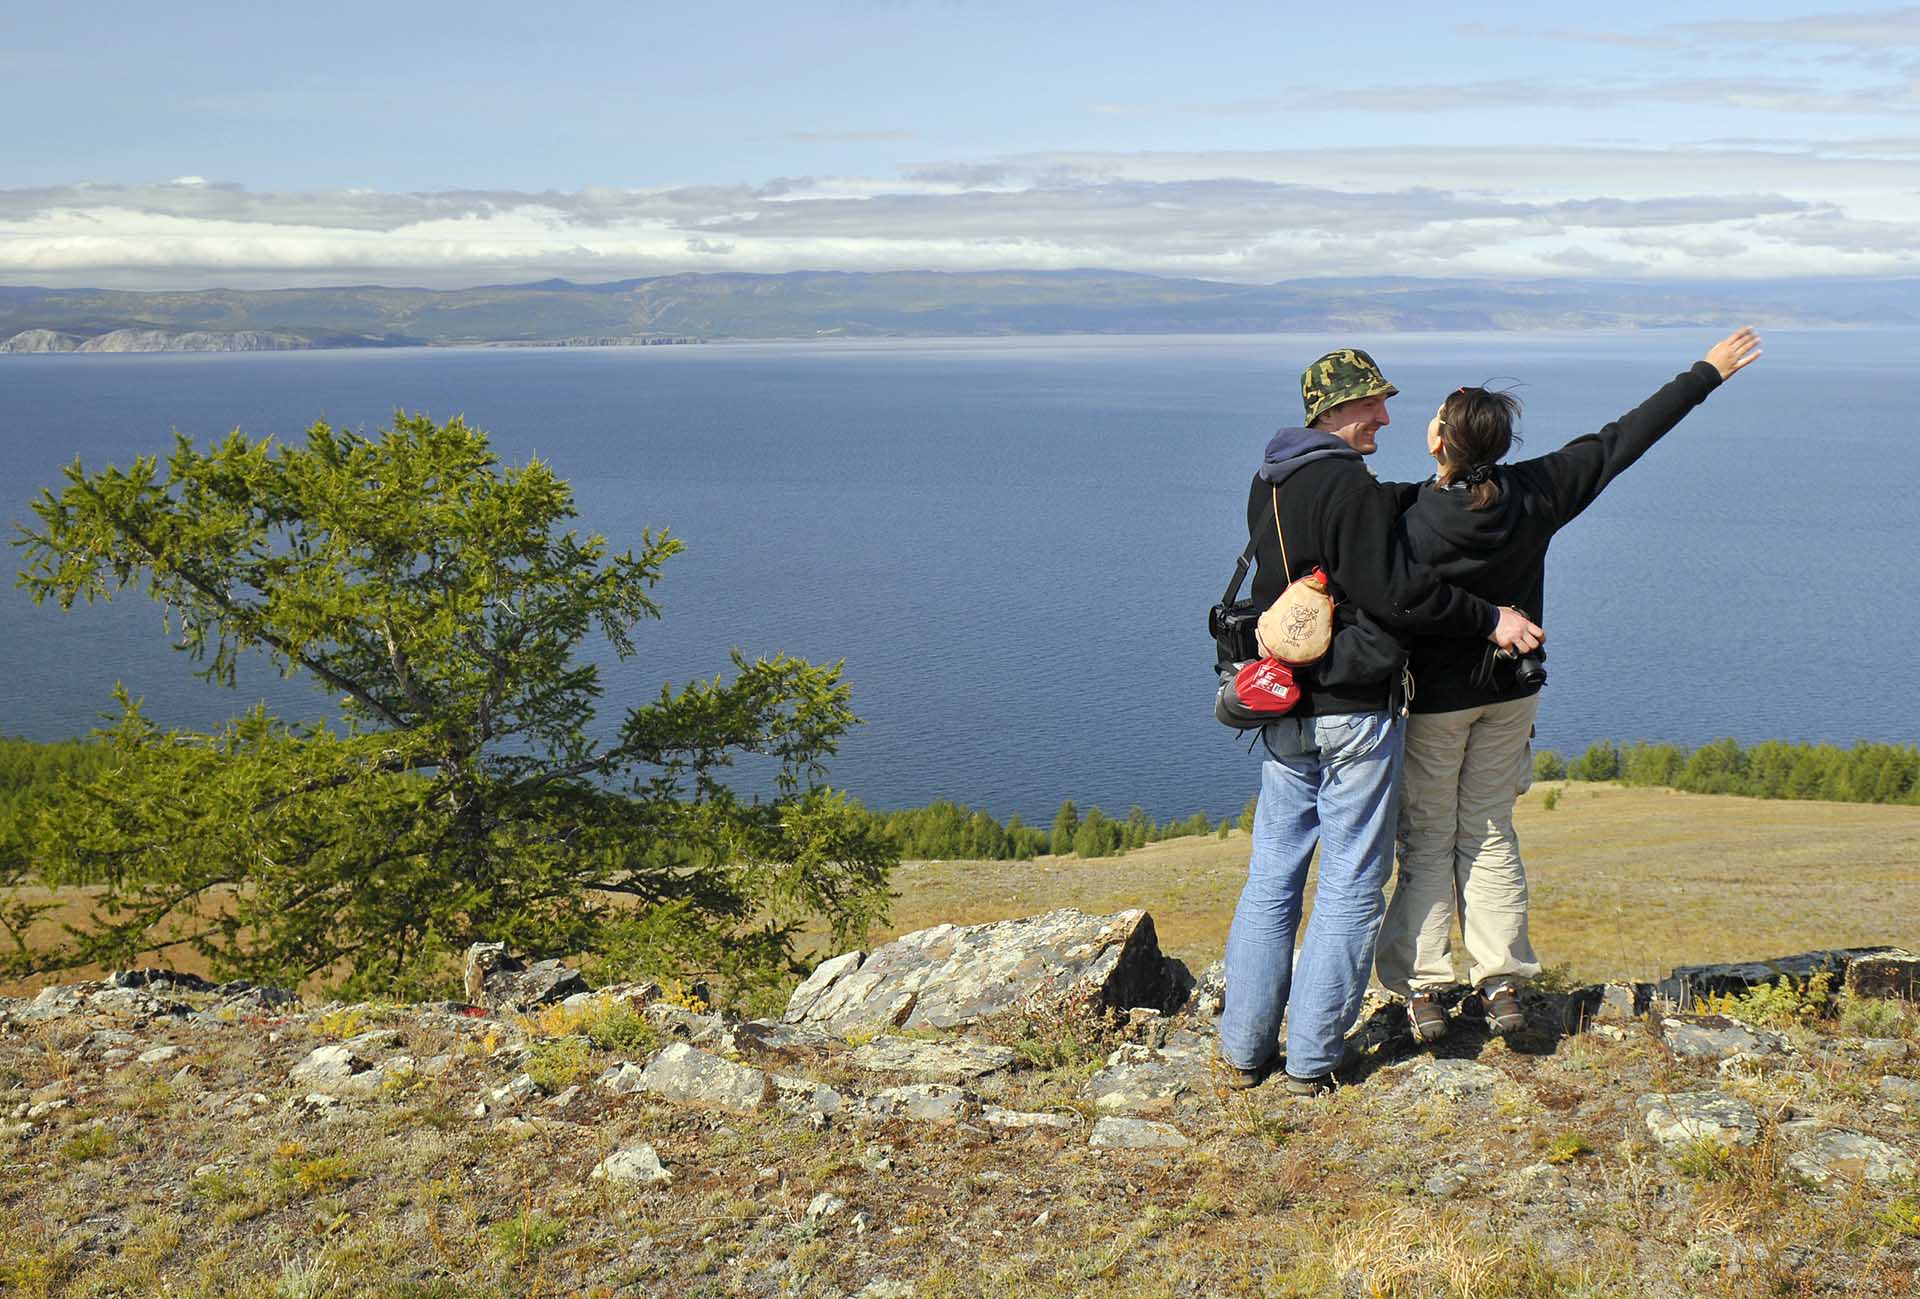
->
xmin=3 ymin=330 xmax=1916 ymax=823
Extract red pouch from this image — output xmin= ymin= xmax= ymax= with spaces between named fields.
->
xmin=1215 ymin=656 xmax=1301 ymax=729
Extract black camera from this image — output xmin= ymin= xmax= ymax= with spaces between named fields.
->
xmin=1208 ymin=598 xmax=1259 ymax=671
xmin=1495 ymin=647 xmax=1548 ymax=690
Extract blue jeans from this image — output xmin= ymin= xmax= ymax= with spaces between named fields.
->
xmin=1219 ymin=710 xmax=1405 ymax=1078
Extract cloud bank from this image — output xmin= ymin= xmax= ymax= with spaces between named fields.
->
xmin=7 ymin=142 xmax=1919 ymax=289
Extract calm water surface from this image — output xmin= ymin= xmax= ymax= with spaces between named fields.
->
xmin=3 ymin=330 xmax=1915 ymax=822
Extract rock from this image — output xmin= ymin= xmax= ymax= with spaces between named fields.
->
xmin=1422 ymin=1163 xmax=1482 ymax=1198
xmin=26 ymin=1099 xmax=69 ymax=1121
xmin=110 ymin=969 xmax=218 ymax=993
xmin=489 ymin=1074 xmax=538 ymax=1105
xmin=1188 ymin=961 xmax=1226 ymax=1019
xmin=1849 ymin=1038 xmax=1910 ymax=1063
xmin=852 ymin=1279 xmax=914 ymax=1298
xmin=1088 ymin=1117 xmax=1188 ymax=1150
xmin=645 ymin=1004 xmax=737 ymax=1049
xmin=545 ymin=1085 xmax=580 ymax=1109
xmin=1657 ymin=948 xmax=1901 ymax=1010
xmin=1 ymin=329 xmax=83 ymax=353
xmin=289 ymin=1044 xmax=370 ymax=1086
xmin=19 ymin=985 xmax=92 ymax=1022
xmin=982 ymin=1106 xmax=1078 ymax=1130
xmin=1638 ymin=1091 xmax=1760 ymax=1150
xmin=1785 ymin=1131 xmax=1917 ymax=1186
xmin=136 ymin=1045 xmax=182 ymax=1065
xmin=806 ymin=1192 xmax=847 ymax=1220
xmin=596 ymin=1062 xmax=649 ymax=1094
xmin=591 ymin=1144 xmax=672 ymax=1186
xmin=294 ymin=1092 xmax=344 ymax=1116
xmin=783 ymin=909 xmax=1193 ymax=1034
xmin=462 ymin=943 xmax=589 ymax=1011
xmin=87 ymin=987 xmax=188 ymax=1019
xmin=1655 ymin=1013 xmax=1791 ymax=1060
xmin=637 ymin=1044 xmax=769 ymax=1113
xmin=1843 ymin=951 xmax=1920 ymax=1001
xmin=850 ymin=1035 xmax=1016 ymax=1080
xmin=1406 ymin=1058 xmax=1504 ymax=1099
xmin=213 ymin=984 xmax=300 ymax=1014
xmin=73 ymin=329 xmax=312 ymax=354
xmin=858 ymin=1084 xmax=970 ymax=1124
xmin=770 ymin=1075 xmax=845 ymax=1117
xmin=341 ymin=1029 xmax=403 ymax=1053
xmin=1876 ymin=1076 xmax=1920 ymax=1103
xmin=732 ymin=1019 xmax=841 ymax=1057
xmin=1082 ymin=1032 xmax=1214 ymax=1113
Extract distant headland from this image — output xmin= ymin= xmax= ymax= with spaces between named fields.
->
xmin=3 ymin=269 xmax=1916 ymax=354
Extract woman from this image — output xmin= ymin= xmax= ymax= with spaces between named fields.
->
xmin=1376 ymin=328 xmax=1764 ymax=1042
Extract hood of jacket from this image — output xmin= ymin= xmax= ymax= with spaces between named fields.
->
xmin=1256 ymin=426 xmax=1364 ymax=488
xmin=1403 ymin=472 xmax=1526 ymax=557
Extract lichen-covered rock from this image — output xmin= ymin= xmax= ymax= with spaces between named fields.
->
xmin=1406 ymin=1058 xmax=1505 ymax=1099
xmin=783 ymin=908 xmax=1192 ymax=1034
xmin=982 ymin=1106 xmax=1078 ymax=1130
xmin=850 ymin=1035 xmax=1015 ymax=1080
xmin=637 ymin=1044 xmax=768 ymax=1113
xmin=289 ymin=1044 xmax=368 ymax=1085
xmin=1639 ymin=1090 xmax=1760 ymax=1150
xmin=770 ymin=1075 xmax=845 ymax=1117
xmin=1088 ymin=1117 xmax=1188 ymax=1150
xmin=856 ymin=1084 xmax=970 ymax=1124
xmin=1655 ymin=1013 xmax=1790 ymax=1060
xmin=591 ymin=1144 xmax=672 ymax=1186
xmin=462 ymin=944 xmax=588 ymax=1011
xmin=1843 ymin=951 xmax=1920 ymax=1001
xmin=1785 ymin=1131 xmax=1917 ymax=1186
xmin=1081 ymin=1029 xmax=1214 ymax=1113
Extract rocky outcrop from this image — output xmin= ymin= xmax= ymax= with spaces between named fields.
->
xmin=1657 ymin=948 xmax=1914 ymax=1009
xmin=0 ymin=329 xmax=83 ymax=352
xmin=782 ymin=908 xmax=1194 ymax=1034
xmin=462 ymin=943 xmax=588 ymax=1011
xmin=49 ymin=329 xmax=314 ymax=354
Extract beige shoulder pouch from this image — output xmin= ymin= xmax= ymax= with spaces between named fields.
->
xmin=1254 ymin=485 xmax=1335 ymax=665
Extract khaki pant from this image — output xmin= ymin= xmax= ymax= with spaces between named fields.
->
xmin=1376 ymin=695 xmax=1543 ymax=995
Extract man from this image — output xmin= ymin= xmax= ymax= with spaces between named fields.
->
xmin=1218 ymin=348 xmax=1542 ymax=1095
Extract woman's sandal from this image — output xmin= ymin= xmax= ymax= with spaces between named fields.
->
xmin=1406 ymin=990 xmax=1450 ymax=1044
xmin=1480 ymin=982 xmax=1527 ymax=1036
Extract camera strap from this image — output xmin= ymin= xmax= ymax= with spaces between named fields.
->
xmin=1221 ymin=487 xmax=1289 ymax=606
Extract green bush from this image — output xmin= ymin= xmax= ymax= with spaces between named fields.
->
xmin=1566 ymin=741 xmax=1620 ymax=782
xmin=1531 ymin=749 xmax=1566 ymax=782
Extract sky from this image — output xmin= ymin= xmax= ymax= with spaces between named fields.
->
xmin=6 ymin=1 xmax=1919 ymax=288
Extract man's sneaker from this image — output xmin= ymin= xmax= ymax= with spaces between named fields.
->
xmin=1216 ymin=1051 xmax=1277 ymax=1091
xmin=1279 ymin=1071 xmax=1336 ymax=1098
xmin=1481 ymin=981 xmax=1526 ymax=1036
xmin=1407 ymin=990 xmax=1450 ymax=1044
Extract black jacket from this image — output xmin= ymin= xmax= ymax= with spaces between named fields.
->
xmin=1398 ymin=361 xmax=1723 ymax=714
xmin=1247 ymin=428 xmax=1496 ymax=717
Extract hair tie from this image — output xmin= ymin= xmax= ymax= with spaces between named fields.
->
xmin=1456 ymin=463 xmax=1495 ymax=486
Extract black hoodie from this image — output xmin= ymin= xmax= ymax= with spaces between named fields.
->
xmin=1398 ymin=361 xmax=1723 ymax=714
xmin=1246 ymin=427 xmax=1496 ymax=717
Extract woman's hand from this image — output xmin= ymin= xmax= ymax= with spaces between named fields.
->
xmin=1705 ymin=327 xmax=1763 ymax=380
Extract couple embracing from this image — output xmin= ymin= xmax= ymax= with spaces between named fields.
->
xmin=1217 ymin=329 xmax=1764 ymax=1095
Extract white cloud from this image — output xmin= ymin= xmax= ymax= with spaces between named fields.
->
xmin=4 ymin=144 xmax=1917 ymax=288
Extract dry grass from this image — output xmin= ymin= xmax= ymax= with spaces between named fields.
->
xmin=880 ymin=783 xmax=1920 ymax=980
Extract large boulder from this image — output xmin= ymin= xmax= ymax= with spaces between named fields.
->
xmin=782 ymin=909 xmax=1192 ymax=1034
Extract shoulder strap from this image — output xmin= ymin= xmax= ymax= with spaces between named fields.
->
xmin=1220 ymin=485 xmax=1292 ymax=605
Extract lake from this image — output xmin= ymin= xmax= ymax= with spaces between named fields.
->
xmin=3 ymin=329 xmax=1915 ymax=823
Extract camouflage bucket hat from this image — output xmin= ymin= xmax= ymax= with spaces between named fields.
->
xmin=1301 ymin=348 xmax=1398 ymax=426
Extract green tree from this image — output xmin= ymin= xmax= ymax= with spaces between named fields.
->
xmin=5 ymin=414 xmax=893 ymax=1000
xmin=1050 ymin=800 xmax=1079 ymax=857
xmin=1566 ymin=740 xmax=1620 ymax=782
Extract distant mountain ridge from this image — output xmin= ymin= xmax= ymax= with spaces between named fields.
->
xmin=1 ymin=270 xmax=1911 ymax=352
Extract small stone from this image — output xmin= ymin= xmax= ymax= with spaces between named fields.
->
xmin=546 ymin=1086 xmax=580 ymax=1110
xmin=981 ymin=1106 xmax=1078 ymax=1130
xmin=26 ymin=1100 xmax=69 ymax=1121
xmin=296 ymin=1092 xmax=343 ymax=1116
xmin=1853 ymin=1038 xmax=1910 ymax=1063
xmin=1423 ymin=1165 xmax=1476 ymax=1198
xmin=859 ymin=1084 xmax=970 ymax=1124
xmin=637 ymin=1044 xmax=769 ymax=1113
xmin=770 ymin=1074 xmax=844 ymax=1117
xmin=1408 ymin=1058 xmax=1504 ymax=1098
xmin=859 ymin=1146 xmax=896 ymax=1173
xmin=850 ymin=1035 xmax=1016 ymax=1080
xmin=1638 ymin=1091 xmax=1760 ymax=1150
xmin=591 ymin=1144 xmax=672 ymax=1186
xmin=1657 ymin=1014 xmax=1789 ymax=1061
xmin=1876 ymin=1075 xmax=1920 ymax=1103
xmin=1033 ymin=1210 xmax=1052 ymax=1228
xmin=289 ymin=1043 xmax=369 ymax=1086
xmin=470 ymin=1101 xmax=489 ymax=1119
xmin=807 ymin=1192 xmax=848 ymax=1220
xmin=596 ymin=1062 xmax=648 ymax=1094
xmin=1088 ymin=1117 xmax=1188 ymax=1150
xmin=489 ymin=1073 xmax=537 ymax=1105
xmin=851 ymin=1209 xmax=874 ymax=1235
xmin=851 ymin=1282 xmax=914 ymax=1299
xmin=1785 ymin=1131 xmax=1917 ymax=1187
xmin=136 ymin=1045 xmax=181 ymax=1066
